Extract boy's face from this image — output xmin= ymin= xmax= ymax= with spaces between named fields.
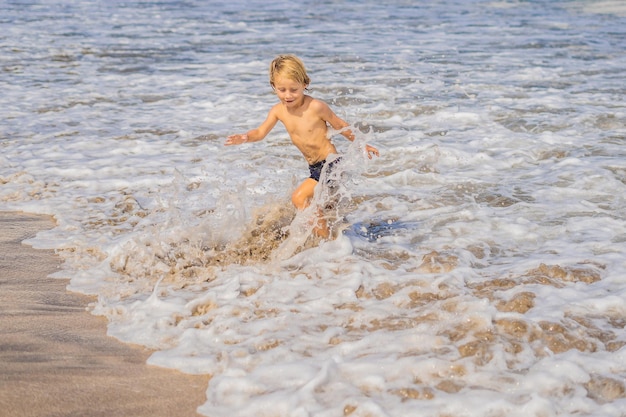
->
xmin=273 ymin=75 xmax=307 ymax=108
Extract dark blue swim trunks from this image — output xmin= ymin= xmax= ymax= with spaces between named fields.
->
xmin=308 ymin=157 xmax=342 ymax=182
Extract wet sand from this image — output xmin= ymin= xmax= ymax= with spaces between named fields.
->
xmin=0 ymin=212 xmax=210 ymax=417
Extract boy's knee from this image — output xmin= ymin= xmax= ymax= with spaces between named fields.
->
xmin=291 ymin=190 xmax=305 ymax=209
xmin=292 ymin=179 xmax=317 ymax=210
xmin=292 ymin=189 xmax=311 ymax=209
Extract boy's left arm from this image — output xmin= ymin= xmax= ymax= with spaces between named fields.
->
xmin=320 ymin=103 xmax=379 ymax=159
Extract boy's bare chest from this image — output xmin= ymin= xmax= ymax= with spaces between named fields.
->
xmin=280 ymin=112 xmax=326 ymax=137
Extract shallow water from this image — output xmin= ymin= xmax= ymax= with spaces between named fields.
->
xmin=1 ymin=1 xmax=626 ymax=416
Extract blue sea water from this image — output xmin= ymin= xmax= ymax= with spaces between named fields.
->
xmin=1 ymin=1 xmax=625 ymax=416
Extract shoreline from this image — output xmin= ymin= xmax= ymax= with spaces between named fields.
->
xmin=0 ymin=211 xmax=210 ymax=417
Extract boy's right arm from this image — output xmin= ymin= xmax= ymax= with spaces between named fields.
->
xmin=225 ymin=107 xmax=279 ymax=146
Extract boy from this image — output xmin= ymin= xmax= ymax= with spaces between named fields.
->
xmin=225 ymin=54 xmax=379 ymax=238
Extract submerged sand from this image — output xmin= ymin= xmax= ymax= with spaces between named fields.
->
xmin=0 ymin=212 xmax=210 ymax=417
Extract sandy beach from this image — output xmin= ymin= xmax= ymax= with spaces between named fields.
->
xmin=0 ymin=212 xmax=210 ymax=417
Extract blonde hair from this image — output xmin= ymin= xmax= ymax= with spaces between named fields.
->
xmin=269 ymin=54 xmax=311 ymax=90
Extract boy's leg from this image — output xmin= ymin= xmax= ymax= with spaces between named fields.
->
xmin=291 ymin=178 xmax=317 ymax=209
xmin=292 ymin=178 xmax=329 ymax=238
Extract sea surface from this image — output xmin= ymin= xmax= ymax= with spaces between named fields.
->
xmin=1 ymin=1 xmax=625 ymax=416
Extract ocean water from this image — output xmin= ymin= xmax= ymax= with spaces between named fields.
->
xmin=2 ymin=0 xmax=626 ymax=416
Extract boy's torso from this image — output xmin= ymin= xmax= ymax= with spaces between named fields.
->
xmin=277 ymin=96 xmax=337 ymax=164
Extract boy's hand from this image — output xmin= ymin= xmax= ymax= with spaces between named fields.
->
xmin=365 ymin=144 xmax=379 ymax=159
xmin=225 ymin=134 xmax=248 ymax=145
